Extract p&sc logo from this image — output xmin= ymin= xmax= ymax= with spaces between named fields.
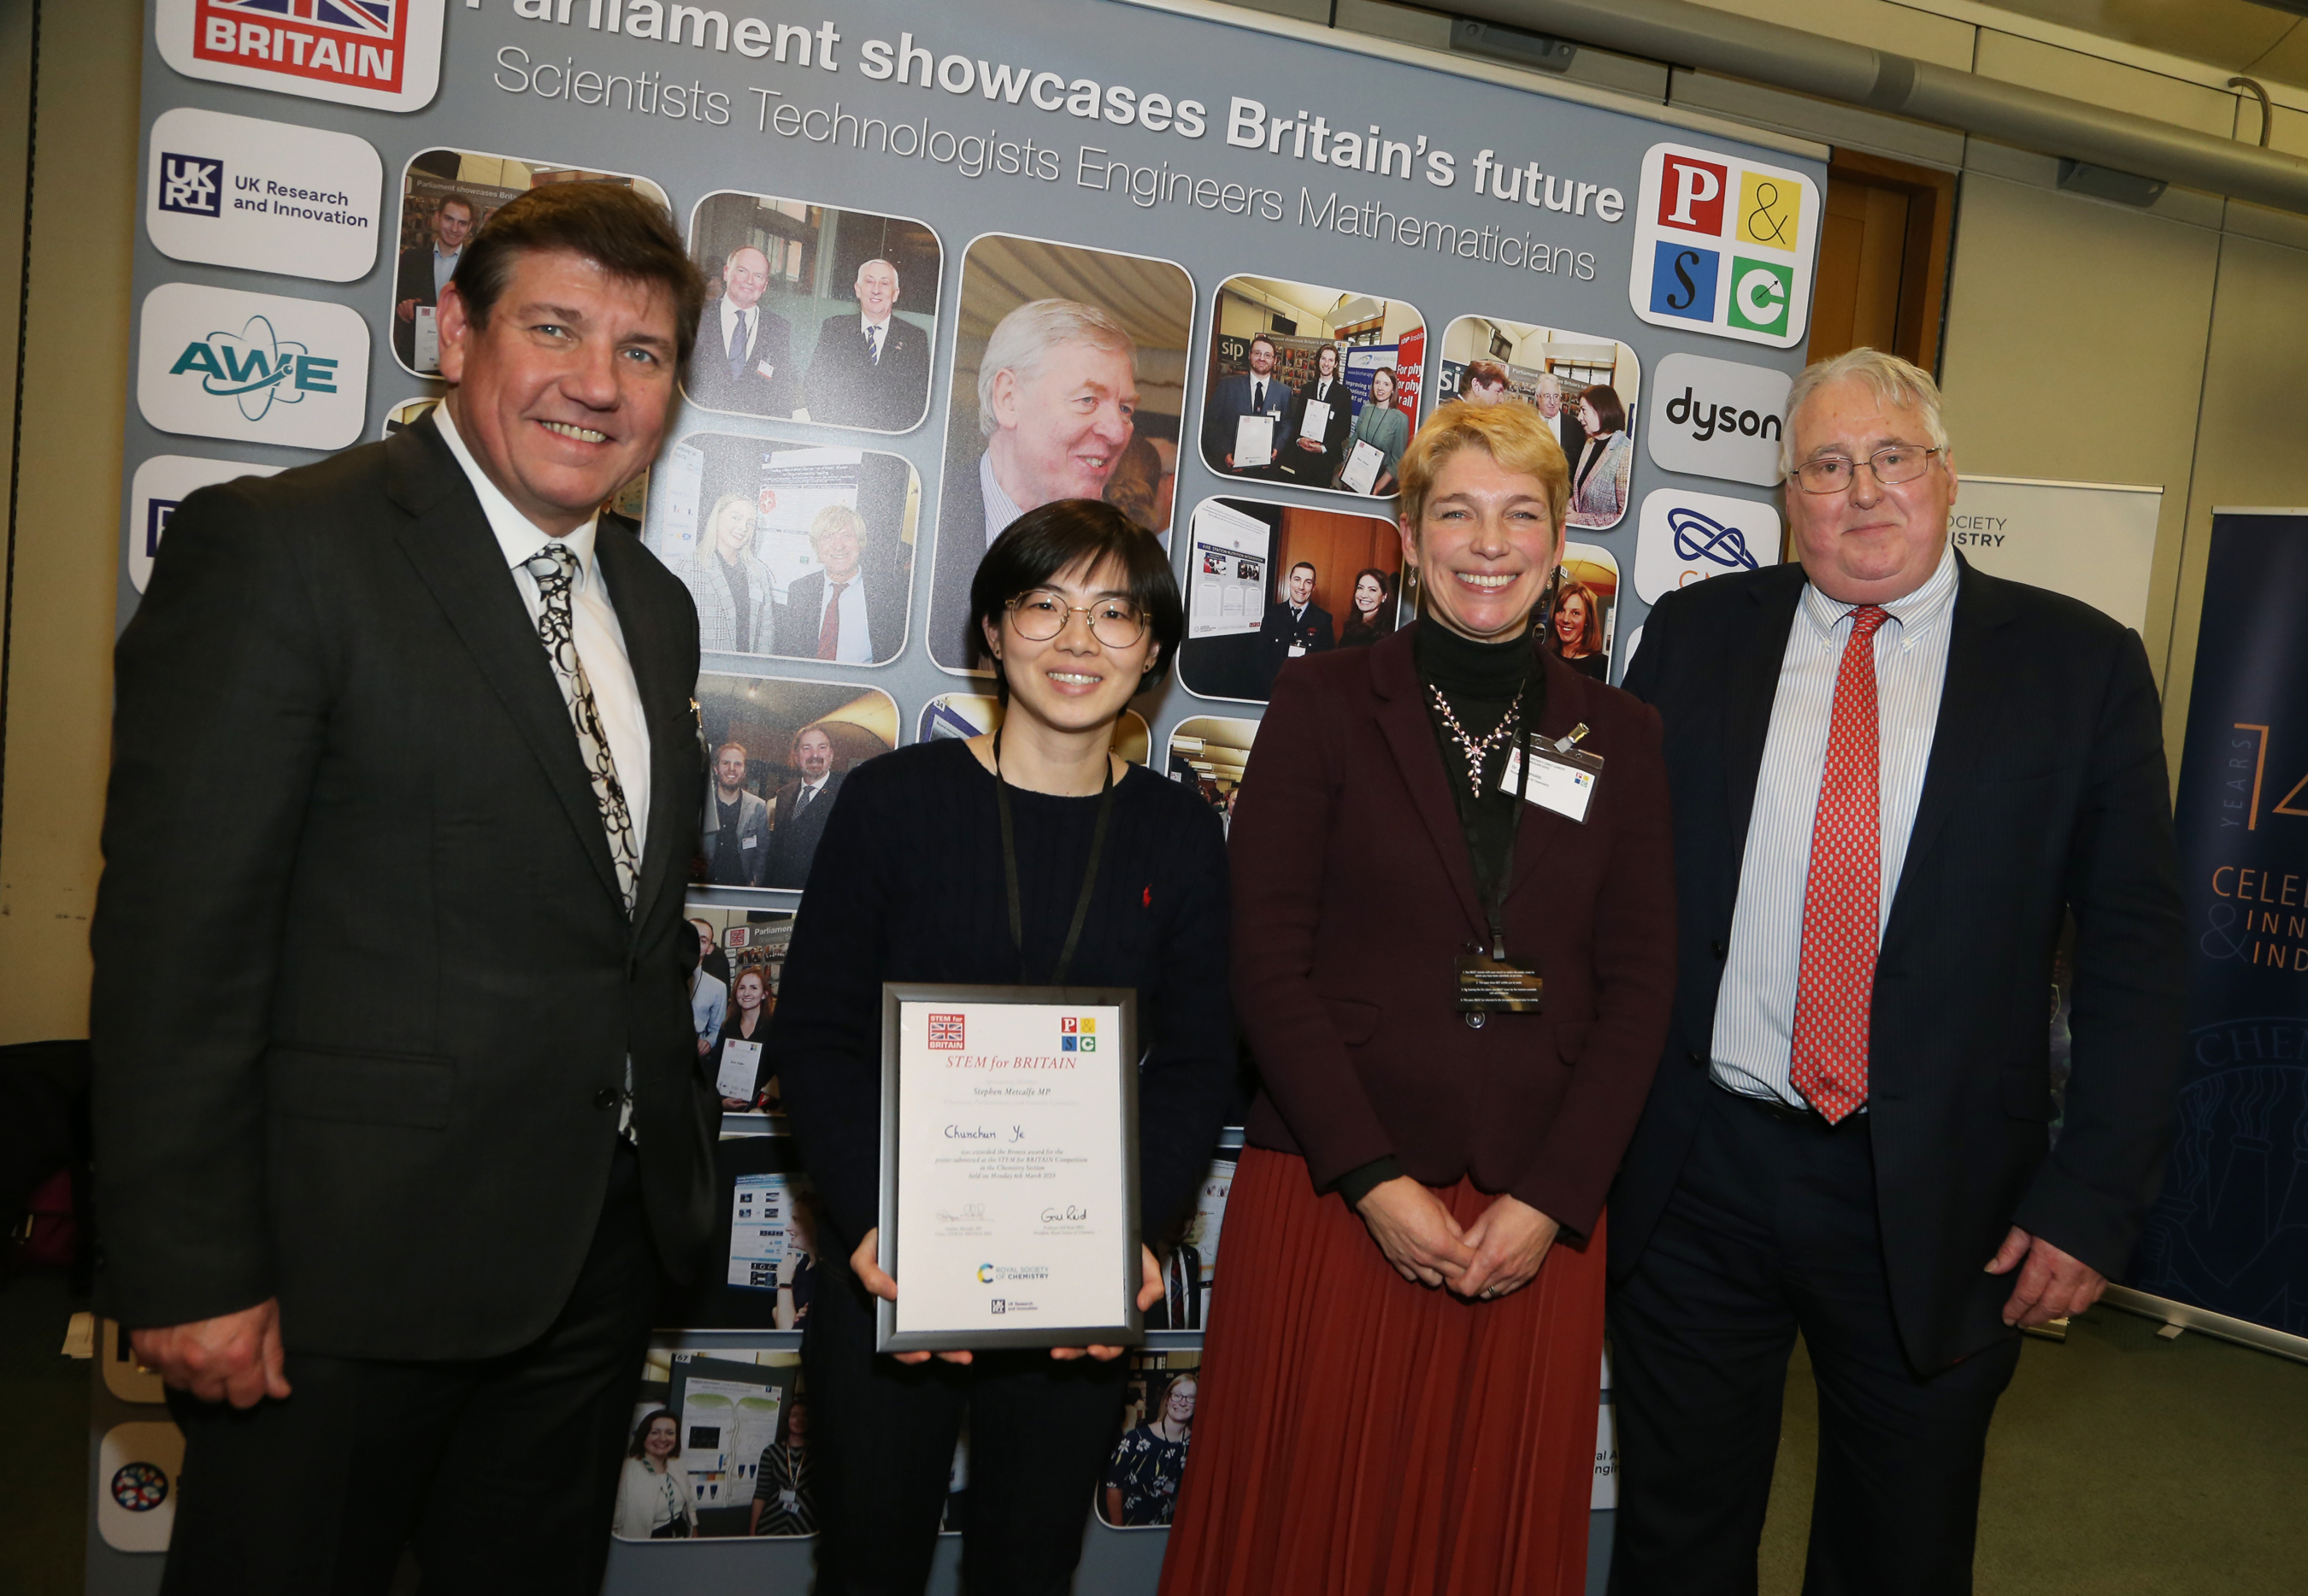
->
xmin=156 ymin=0 xmax=445 ymax=114
xmin=138 ymin=282 xmax=370 ymax=451
xmin=1628 ymin=143 xmax=1820 ymax=350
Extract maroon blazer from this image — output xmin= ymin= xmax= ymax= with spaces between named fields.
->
xmin=1232 ymin=622 xmax=1676 ymax=1236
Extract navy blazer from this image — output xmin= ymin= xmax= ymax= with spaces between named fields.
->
xmin=1201 ymin=371 xmax=1293 ymax=475
xmin=1615 ymin=555 xmax=2187 ymax=1369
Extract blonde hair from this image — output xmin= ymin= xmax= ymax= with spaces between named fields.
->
xmin=1781 ymin=347 xmax=1949 ymax=478
xmin=1396 ymin=398 xmax=1571 ymax=533
xmin=808 ymin=502 xmax=867 ymax=547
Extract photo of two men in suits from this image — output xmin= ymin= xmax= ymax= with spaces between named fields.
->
xmin=691 ymin=676 xmax=898 ymax=892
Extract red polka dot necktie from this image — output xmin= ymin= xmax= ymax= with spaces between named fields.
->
xmin=1788 ymin=604 xmax=1889 ymax=1122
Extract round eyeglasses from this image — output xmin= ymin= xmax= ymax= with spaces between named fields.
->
xmin=1004 ymin=590 xmax=1147 ymax=648
xmin=1789 ymin=445 xmax=1942 ymax=495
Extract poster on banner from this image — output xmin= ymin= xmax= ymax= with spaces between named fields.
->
xmin=1167 ymin=716 xmax=1259 ymax=833
xmin=1437 ymin=313 xmax=1640 ymax=531
xmin=2131 ymin=511 xmax=2308 ymax=1336
xmin=615 ymin=1347 xmax=812 ymax=1540
xmin=1147 ymin=1157 xmax=1233 ymax=1332
xmin=1548 ymin=541 xmax=1622 ymax=682
xmin=1096 ymin=1349 xmax=1202 ymax=1528
xmin=693 ymin=674 xmax=898 ymax=894
xmin=1178 ymin=497 xmax=1404 ymax=704
xmin=1945 ymin=476 xmax=2162 ymax=634
xmin=917 ymin=693 xmax=1151 ymax=763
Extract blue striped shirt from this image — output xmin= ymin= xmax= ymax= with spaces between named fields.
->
xmin=1710 ymin=539 xmax=1961 ymax=1109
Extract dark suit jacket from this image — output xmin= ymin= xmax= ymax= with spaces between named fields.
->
xmin=1276 ymin=376 xmax=1355 ymax=485
xmin=1201 ymin=372 xmax=1292 ymax=476
xmin=1232 ymin=627 xmax=1677 ymax=1235
xmin=89 ymin=415 xmax=717 ymax=1359
xmin=927 ymin=440 xmax=993 ymax=671
xmin=802 ymin=313 xmax=931 ymax=433
xmin=391 ymin=243 xmax=455 ymax=370
xmin=1615 ymin=557 xmax=2186 ymax=1369
xmin=685 ymin=300 xmax=798 ymax=416
xmin=764 ymin=769 xmax=848 ymax=889
xmin=780 ymin=563 xmax=907 ymax=665
xmin=1257 ymin=600 xmax=1334 ymax=694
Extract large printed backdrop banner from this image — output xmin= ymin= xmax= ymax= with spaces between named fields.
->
xmin=121 ymin=0 xmax=1826 ymax=1588
xmin=2132 ymin=512 xmax=2308 ymax=1336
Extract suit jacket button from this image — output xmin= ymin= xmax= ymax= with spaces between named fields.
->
xmin=593 ymin=1087 xmax=620 ymax=1110
xmin=1710 ymin=939 xmax=1728 ymax=959
xmin=1687 ymin=1051 xmax=1705 ymax=1066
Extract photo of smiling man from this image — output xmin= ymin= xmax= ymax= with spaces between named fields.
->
xmin=926 ymin=234 xmax=1193 ymax=672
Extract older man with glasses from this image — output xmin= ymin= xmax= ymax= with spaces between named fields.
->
xmin=1610 ymin=346 xmax=2186 ymax=1595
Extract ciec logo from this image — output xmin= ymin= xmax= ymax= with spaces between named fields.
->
xmin=167 ymin=315 xmax=339 ymax=422
xmin=195 ymin=0 xmax=410 ymax=93
xmin=1629 ymin=143 xmax=1818 ymax=350
xmin=158 ymin=154 xmax=224 ymax=218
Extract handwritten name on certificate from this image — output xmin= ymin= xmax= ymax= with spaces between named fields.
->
xmin=890 ymin=996 xmax=1133 ymax=1340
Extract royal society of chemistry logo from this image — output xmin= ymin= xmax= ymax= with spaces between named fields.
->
xmin=1628 ymin=143 xmax=1820 ymax=350
xmin=147 ymin=108 xmax=382 ymax=282
xmin=156 ymin=0 xmax=445 ymax=114
xmin=138 ymin=282 xmax=370 ymax=451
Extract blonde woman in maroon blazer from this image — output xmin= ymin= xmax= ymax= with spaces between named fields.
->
xmin=1160 ymin=399 xmax=1676 ymax=1596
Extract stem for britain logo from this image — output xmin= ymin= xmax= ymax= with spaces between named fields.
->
xmin=168 ymin=315 xmax=339 ymax=422
xmin=196 ymin=0 xmax=409 ymax=92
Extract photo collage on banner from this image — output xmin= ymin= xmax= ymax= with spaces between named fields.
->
xmin=121 ymin=0 xmax=1827 ymax=1582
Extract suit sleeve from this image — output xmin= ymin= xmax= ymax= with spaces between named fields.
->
xmin=1137 ymin=807 xmax=1240 ymax=1244
xmin=1230 ymin=666 xmax=1398 ymax=1187
xmin=2012 ymin=629 xmax=2187 ymax=1276
xmin=1201 ymin=382 xmax=1235 ymax=468
xmin=90 ymin=485 xmax=336 ymax=1328
xmin=1509 ymin=702 xmax=1678 ymax=1234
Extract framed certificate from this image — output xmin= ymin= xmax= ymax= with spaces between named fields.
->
xmin=876 ymin=982 xmax=1142 ymax=1352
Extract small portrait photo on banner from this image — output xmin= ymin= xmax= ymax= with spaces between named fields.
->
xmin=1166 ymin=716 xmax=1260 ymax=839
xmin=1438 ymin=314 xmax=1642 ymax=533
xmin=615 ymin=1345 xmax=815 ymax=1540
xmin=1178 ymin=496 xmax=1405 ymax=704
xmin=926 ymin=232 xmax=1194 ymax=674
xmin=680 ymin=904 xmax=795 ymax=1112
xmin=644 ymin=433 xmax=919 ymax=664
xmin=918 ymin=693 xmax=1151 ymax=766
xmin=388 ymin=149 xmax=669 ymax=377
xmin=1546 ymin=541 xmax=1623 ymax=685
xmin=660 ymin=1131 xmax=825 ymax=1331
xmin=1146 ymin=1155 xmax=1235 ymax=1332
xmin=695 ymin=674 xmax=898 ymax=893
xmin=1201 ymin=274 xmax=1425 ymax=499
xmin=1096 ymin=1350 xmax=1204 ymax=1528
xmin=684 ymin=190 xmax=943 ymax=433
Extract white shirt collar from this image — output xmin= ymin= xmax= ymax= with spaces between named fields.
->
xmin=1800 ymin=534 xmax=1959 ymax=651
xmin=978 ymin=450 xmax=1026 ymax=547
xmin=860 ymin=313 xmax=892 ymax=334
xmin=433 ymin=399 xmax=600 ymax=584
xmin=801 ymin=772 xmax=829 ymax=793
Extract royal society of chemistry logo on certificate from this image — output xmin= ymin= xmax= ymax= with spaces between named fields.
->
xmin=156 ymin=0 xmax=445 ymax=114
xmin=1628 ymin=142 xmax=1820 ymax=350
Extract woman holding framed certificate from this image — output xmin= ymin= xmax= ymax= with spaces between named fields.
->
xmin=773 ymin=499 xmax=1237 ymax=1593
xmin=1159 ymin=400 xmax=1677 ymax=1595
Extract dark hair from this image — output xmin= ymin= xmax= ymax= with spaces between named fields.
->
xmin=1462 ymin=359 xmax=1509 ymax=392
xmin=1579 ymin=383 xmax=1628 ymax=436
xmin=1249 ymin=333 xmax=1278 ymax=355
xmin=969 ymin=499 xmax=1183 ymax=702
xmin=448 ymin=184 xmax=707 ymax=368
xmin=1288 ymin=561 xmax=1316 ymax=580
xmin=1339 ymin=567 xmax=1398 ymax=643
xmin=629 ymin=1409 xmax=679 ymax=1460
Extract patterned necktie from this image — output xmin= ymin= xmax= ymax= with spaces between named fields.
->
xmin=816 ymin=580 xmax=849 ymax=661
xmin=865 ymin=323 xmax=882 ymax=364
xmin=526 ymin=543 xmax=641 ymax=916
xmin=731 ymin=309 xmax=752 ymax=382
xmin=1788 ymin=604 xmax=1890 ymax=1122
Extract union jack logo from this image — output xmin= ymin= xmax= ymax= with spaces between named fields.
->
xmin=208 ymin=0 xmax=397 ymax=34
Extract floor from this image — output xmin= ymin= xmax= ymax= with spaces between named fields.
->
xmin=9 ymin=1271 xmax=2306 ymax=1595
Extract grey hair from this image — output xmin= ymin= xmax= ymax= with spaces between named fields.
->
xmin=1534 ymin=372 xmax=1560 ymax=396
xmin=1779 ymin=347 xmax=1949 ymax=479
xmin=977 ymin=298 xmax=1136 ymax=439
xmin=856 ymin=256 xmax=899 ymax=290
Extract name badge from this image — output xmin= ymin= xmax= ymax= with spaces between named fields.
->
xmin=756 ymin=357 xmax=777 ymax=381
xmin=741 ymin=835 xmax=757 ymax=849
xmin=1456 ymin=952 xmax=1543 ymax=1015
xmin=1498 ymin=732 xmax=1602 ymax=823
xmin=1287 ymin=645 xmax=1306 ymax=657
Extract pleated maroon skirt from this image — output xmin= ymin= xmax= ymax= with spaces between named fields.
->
xmin=1157 ymin=1145 xmax=1604 ymax=1596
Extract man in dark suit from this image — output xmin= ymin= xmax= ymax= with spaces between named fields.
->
xmin=802 ymin=257 xmax=931 ymax=433
xmin=686 ymin=244 xmax=798 ymax=416
xmin=1610 ymin=350 xmax=2186 ymax=1593
xmin=392 ymin=192 xmax=472 ymax=372
xmin=1255 ymin=560 xmax=1334 ymax=695
xmin=91 ymin=184 xmax=718 ymax=1593
xmin=1275 ymin=341 xmax=1353 ymax=488
xmin=762 ymin=725 xmax=847 ymax=889
xmin=1201 ymin=333 xmax=1292 ymax=480
xmin=1533 ymin=374 xmax=1585 ymax=468
xmin=777 ymin=502 xmax=905 ymax=663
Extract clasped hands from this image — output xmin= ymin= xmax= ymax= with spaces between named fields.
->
xmin=1354 ymin=1177 xmax=1557 ymax=1300
xmin=851 ymin=1228 xmax=1163 ymax=1367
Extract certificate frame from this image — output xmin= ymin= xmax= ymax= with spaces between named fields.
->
xmin=876 ymin=981 xmax=1143 ymax=1353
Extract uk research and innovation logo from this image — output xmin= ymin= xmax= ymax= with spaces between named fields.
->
xmin=1628 ymin=143 xmax=1819 ymax=350
xmin=157 ymin=154 xmax=223 ymax=217
xmin=1633 ymin=488 xmax=1783 ymax=604
xmin=156 ymin=0 xmax=445 ymax=114
xmin=138 ymin=283 xmax=369 ymax=451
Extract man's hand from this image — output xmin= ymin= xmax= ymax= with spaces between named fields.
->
xmin=1985 ymin=1226 xmax=2107 ymax=1328
xmin=128 ymin=1299 xmax=291 ymax=1409
xmin=1452 ymin=1194 xmax=1559 ymax=1301
xmin=396 ymin=297 xmax=419 ymax=324
xmin=1354 ymin=1176 xmax=1476 ymax=1288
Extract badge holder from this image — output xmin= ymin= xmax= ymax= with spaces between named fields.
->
xmin=1498 ymin=721 xmax=1604 ymax=824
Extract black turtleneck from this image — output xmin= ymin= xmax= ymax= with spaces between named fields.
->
xmin=1331 ymin=619 xmax=1547 ymax=1210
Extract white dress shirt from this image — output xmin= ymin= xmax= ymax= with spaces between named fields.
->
xmin=1710 ymin=539 xmax=1961 ymax=1108
xmin=433 ymin=401 xmax=654 ymax=856
xmin=430 ymin=244 xmax=461 ymax=300
xmin=791 ymin=773 xmax=832 ymax=813
xmin=816 ymin=574 xmax=874 ymax=664
xmin=718 ymin=297 xmax=761 ymax=366
xmin=859 ymin=314 xmax=892 ymax=362
xmin=979 ymin=450 xmax=1026 ymax=547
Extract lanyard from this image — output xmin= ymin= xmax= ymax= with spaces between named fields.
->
xmin=992 ymin=729 xmax=1116 ymax=987
xmin=1429 ymin=657 xmax=1537 ymax=960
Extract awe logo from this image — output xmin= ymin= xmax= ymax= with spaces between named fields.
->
xmin=156 ymin=0 xmax=444 ymax=113
xmin=168 ymin=317 xmax=339 ymax=422
xmin=1628 ymin=143 xmax=1819 ymax=350
xmin=138 ymin=282 xmax=369 ymax=451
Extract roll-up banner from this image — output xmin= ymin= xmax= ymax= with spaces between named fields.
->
xmin=119 ymin=1 xmax=1825 ymax=1587
xmin=2132 ymin=511 xmax=2308 ymax=1339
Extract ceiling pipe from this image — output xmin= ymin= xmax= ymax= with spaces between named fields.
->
xmin=1449 ymin=0 xmax=2308 ymax=217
